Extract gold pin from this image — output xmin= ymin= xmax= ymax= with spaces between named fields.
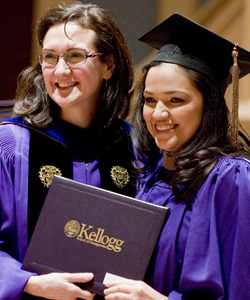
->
xmin=110 ymin=166 xmax=130 ymax=189
xmin=39 ymin=165 xmax=62 ymax=188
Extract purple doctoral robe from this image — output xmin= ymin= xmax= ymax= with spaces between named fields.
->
xmin=136 ymin=156 xmax=250 ymax=300
xmin=0 ymin=119 xmax=135 ymax=300
xmin=0 ymin=123 xmax=101 ymax=299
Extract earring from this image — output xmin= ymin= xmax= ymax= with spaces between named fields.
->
xmin=45 ymin=91 xmax=49 ymax=102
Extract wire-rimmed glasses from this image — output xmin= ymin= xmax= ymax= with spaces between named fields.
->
xmin=38 ymin=50 xmax=103 ymax=67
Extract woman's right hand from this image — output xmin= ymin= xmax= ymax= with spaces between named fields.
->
xmin=24 ymin=272 xmax=95 ymax=300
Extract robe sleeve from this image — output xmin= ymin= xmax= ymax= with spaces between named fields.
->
xmin=168 ymin=157 xmax=250 ymax=300
xmin=0 ymin=125 xmax=36 ymax=300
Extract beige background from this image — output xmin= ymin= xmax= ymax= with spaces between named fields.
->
xmin=21 ymin=0 xmax=250 ymax=134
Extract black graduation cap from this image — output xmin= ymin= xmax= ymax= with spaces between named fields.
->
xmin=139 ymin=12 xmax=250 ymax=89
xmin=139 ymin=12 xmax=250 ymax=144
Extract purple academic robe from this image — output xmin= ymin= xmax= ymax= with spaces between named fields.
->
xmin=136 ymin=156 xmax=250 ymax=300
xmin=0 ymin=123 xmax=101 ymax=300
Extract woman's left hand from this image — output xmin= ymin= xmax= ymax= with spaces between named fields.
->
xmin=104 ymin=278 xmax=168 ymax=300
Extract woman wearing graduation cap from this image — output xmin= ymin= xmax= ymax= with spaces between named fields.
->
xmin=0 ymin=2 xmax=136 ymax=300
xmin=104 ymin=13 xmax=250 ymax=300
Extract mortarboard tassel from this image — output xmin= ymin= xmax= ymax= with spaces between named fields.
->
xmin=231 ymin=43 xmax=239 ymax=145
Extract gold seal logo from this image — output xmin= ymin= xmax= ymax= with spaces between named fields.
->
xmin=64 ymin=220 xmax=81 ymax=238
xmin=110 ymin=166 xmax=130 ymax=189
xmin=65 ymin=221 xmax=125 ymax=252
xmin=38 ymin=165 xmax=62 ymax=188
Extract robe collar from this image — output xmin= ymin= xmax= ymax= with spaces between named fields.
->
xmin=2 ymin=117 xmax=66 ymax=145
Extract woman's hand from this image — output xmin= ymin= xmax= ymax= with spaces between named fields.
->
xmin=104 ymin=278 xmax=168 ymax=300
xmin=24 ymin=272 xmax=95 ymax=300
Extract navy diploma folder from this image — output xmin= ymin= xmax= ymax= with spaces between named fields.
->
xmin=22 ymin=175 xmax=169 ymax=295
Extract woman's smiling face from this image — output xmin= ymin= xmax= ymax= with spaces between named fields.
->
xmin=143 ymin=63 xmax=204 ymax=153
xmin=41 ymin=22 xmax=112 ymax=127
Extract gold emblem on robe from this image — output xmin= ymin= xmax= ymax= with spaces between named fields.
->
xmin=39 ymin=165 xmax=62 ymax=188
xmin=110 ymin=166 xmax=130 ymax=189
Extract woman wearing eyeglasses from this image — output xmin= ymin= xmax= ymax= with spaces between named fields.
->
xmin=0 ymin=2 xmax=135 ymax=299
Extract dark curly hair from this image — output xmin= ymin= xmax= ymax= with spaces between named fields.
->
xmin=14 ymin=1 xmax=134 ymax=138
xmin=132 ymin=61 xmax=250 ymax=199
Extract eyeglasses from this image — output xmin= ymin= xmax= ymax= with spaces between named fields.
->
xmin=38 ymin=50 xmax=103 ymax=67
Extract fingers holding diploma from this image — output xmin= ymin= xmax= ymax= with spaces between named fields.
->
xmin=104 ymin=278 xmax=168 ymax=300
xmin=24 ymin=272 xmax=95 ymax=300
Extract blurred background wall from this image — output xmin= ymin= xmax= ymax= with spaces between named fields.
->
xmin=1 ymin=0 xmax=250 ymax=133
xmin=0 ymin=0 xmax=33 ymax=100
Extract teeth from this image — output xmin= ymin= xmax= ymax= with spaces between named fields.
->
xmin=58 ymin=82 xmax=76 ymax=88
xmin=156 ymin=124 xmax=175 ymax=131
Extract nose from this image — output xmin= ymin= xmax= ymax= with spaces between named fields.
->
xmin=152 ymin=101 xmax=170 ymax=120
xmin=54 ymin=57 xmax=71 ymax=76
